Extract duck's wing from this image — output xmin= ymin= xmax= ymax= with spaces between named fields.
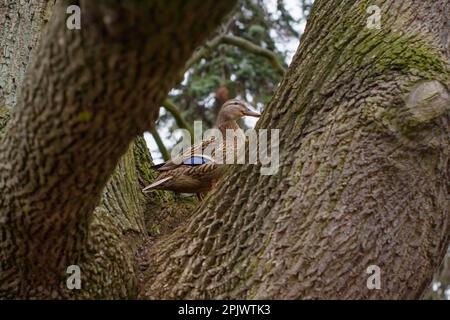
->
xmin=142 ymin=175 xmax=173 ymax=192
xmin=156 ymin=137 xmax=218 ymax=171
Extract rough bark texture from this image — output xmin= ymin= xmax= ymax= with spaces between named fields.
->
xmin=0 ymin=0 xmax=54 ymax=108
xmin=425 ymin=246 xmax=450 ymax=299
xmin=0 ymin=0 xmax=150 ymax=299
xmin=0 ymin=0 xmax=236 ymax=298
xmin=0 ymin=0 xmax=172 ymax=299
xmin=142 ymin=0 xmax=450 ymax=299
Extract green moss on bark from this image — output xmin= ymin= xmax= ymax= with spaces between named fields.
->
xmin=369 ymin=34 xmax=450 ymax=79
xmin=133 ymin=135 xmax=156 ymax=186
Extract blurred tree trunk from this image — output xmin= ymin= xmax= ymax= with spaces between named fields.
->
xmin=0 ymin=0 xmax=160 ymax=298
xmin=143 ymin=0 xmax=450 ymax=299
xmin=0 ymin=0 xmax=235 ymax=298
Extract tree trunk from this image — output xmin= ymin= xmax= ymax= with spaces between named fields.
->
xmin=0 ymin=0 xmax=154 ymax=298
xmin=0 ymin=0 xmax=54 ymax=108
xmin=142 ymin=0 xmax=450 ymax=299
xmin=0 ymin=0 xmax=236 ymax=298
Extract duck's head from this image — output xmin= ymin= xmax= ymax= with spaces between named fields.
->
xmin=218 ymin=99 xmax=261 ymax=122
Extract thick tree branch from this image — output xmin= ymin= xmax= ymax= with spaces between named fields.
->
xmin=0 ymin=0 xmax=236 ymax=298
xmin=150 ymin=127 xmax=170 ymax=162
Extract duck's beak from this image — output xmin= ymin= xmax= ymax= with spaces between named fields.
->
xmin=244 ymin=109 xmax=261 ymax=117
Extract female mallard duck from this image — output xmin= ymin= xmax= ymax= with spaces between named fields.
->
xmin=142 ymin=99 xmax=260 ymax=195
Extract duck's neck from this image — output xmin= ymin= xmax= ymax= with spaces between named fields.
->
xmin=216 ymin=119 xmax=240 ymax=136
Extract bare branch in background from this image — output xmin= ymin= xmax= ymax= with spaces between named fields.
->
xmin=163 ymin=99 xmax=194 ymax=140
xmin=150 ymin=127 xmax=170 ymax=162
xmin=185 ymin=34 xmax=286 ymax=76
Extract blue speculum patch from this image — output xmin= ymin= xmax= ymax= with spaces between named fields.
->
xmin=183 ymin=156 xmax=212 ymax=165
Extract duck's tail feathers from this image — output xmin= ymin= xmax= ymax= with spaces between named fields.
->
xmin=142 ymin=176 xmax=173 ymax=192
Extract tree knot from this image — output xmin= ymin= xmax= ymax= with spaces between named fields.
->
xmin=404 ymin=80 xmax=450 ymax=126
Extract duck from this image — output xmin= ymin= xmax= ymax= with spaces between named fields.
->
xmin=142 ymin=99 xmax=260 ymax=197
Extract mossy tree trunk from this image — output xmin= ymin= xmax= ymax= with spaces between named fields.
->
xmin=0 ymin=0 xmax=236 ymax=298
xmin=142 ymin=0 xmax=450 ymax=299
